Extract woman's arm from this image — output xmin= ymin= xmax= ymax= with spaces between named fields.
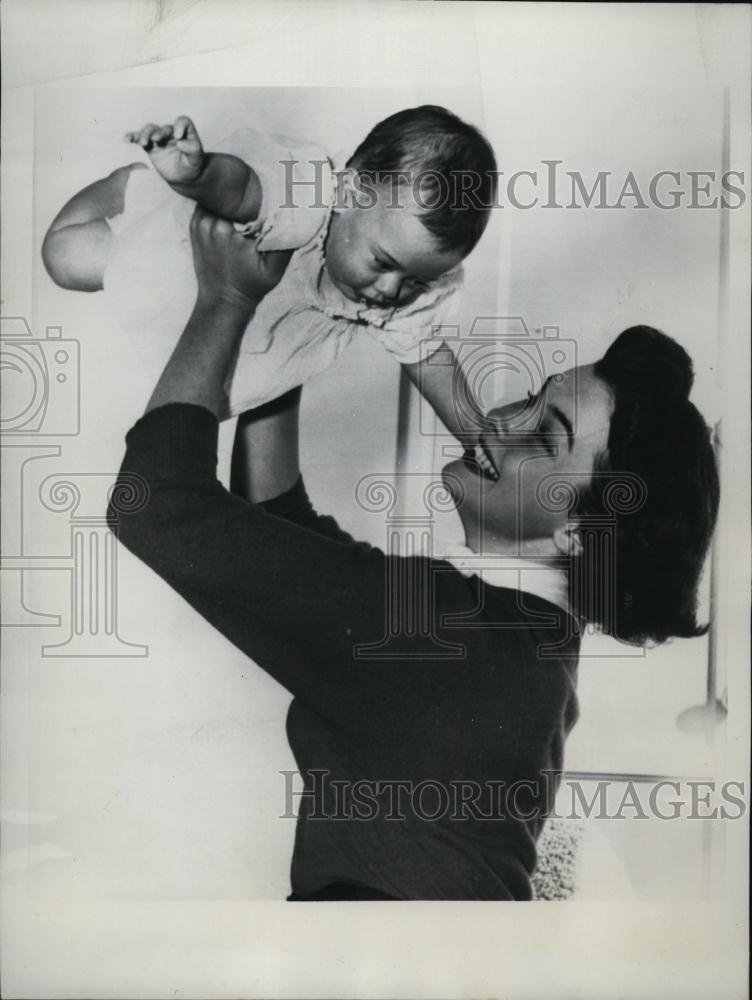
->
xmin=108 ymin=403 xmax=398 ymax=723
xmin=145 ymin=206 xmax=290 ymax=418
xmin=109 ymin=202 xmax=385 ymax=713
xmin=110 ymin=204 xmax=403 ymax=724
xmin=144 ymin=205 xmax=352 ymax=541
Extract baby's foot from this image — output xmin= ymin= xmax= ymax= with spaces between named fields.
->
xmin=123 ymin=115 xmax=205 ymax=188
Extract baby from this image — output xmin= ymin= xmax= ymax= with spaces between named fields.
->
xmin=43 ymin=105 xmax=497 ymax=456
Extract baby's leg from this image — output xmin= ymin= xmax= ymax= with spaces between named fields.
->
xmin=42 ymin=163 xmax=147 ymax=292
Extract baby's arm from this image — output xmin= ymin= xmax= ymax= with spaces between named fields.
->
xmin=125 ymin=116 xmax=262 ymax=224
xmin=42 ymin=162 xmax=146 ymax=292
xmin=402 ymin=343 xmax=494 ymax=471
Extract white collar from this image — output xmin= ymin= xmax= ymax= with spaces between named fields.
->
xmin=434 ymin=538 xmax=575 ymax=618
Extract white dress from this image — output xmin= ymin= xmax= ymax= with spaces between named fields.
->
xmin=103 ymin=128 xmax=464 ymax=416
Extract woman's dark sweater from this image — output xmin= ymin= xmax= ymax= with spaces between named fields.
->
xmin=108 ymin=403 xmax=580 ymax=900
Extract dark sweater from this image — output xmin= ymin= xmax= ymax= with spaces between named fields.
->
xmin=108 ymin=403 xmax=580 ymax=900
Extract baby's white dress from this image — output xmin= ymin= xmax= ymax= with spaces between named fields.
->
xmin=103 ymin=128 xmax=464 ymax=416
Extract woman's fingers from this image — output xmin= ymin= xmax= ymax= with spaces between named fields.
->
xmin=191 ymin=204 xmax=217 ymax=230
xmin=189 ymin=203 xmax=210 ymax=235
xmin=190 ymin=204 xmax=233 ymax=240
xmin=189 ymin=205 xmax=289 ymax=304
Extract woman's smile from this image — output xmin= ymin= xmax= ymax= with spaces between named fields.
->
xmin=463 ymin=444 xmax=500 ymax=481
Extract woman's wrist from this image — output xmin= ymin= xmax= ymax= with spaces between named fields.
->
xmin=194 ymin=288 xmax=257 ymax=327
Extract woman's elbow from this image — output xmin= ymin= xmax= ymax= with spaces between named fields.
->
xmin=105 ymin=473 xmax=156 ymax=560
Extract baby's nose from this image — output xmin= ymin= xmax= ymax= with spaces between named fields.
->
xmin=373 ymin=274 xmax=403 ymax=301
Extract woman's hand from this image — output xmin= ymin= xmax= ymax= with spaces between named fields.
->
xmin=189 ymin=204 xmax=291 ymax=316
xmin=145 ymin=205 xmax=290 ymax=417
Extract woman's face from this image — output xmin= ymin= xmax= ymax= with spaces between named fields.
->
xmin=443 ymin=364 xmax=614 ymax=554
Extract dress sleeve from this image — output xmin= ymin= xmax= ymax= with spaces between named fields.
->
xmin=213 ymin=128 xmax=333 ymax=251
xmin=107 ymin=404 xmax=414 ymax=726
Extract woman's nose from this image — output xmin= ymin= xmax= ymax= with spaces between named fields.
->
xmin=487 ymin=408 xmax=513 ymax=434
xmin=489 ymin=400 xmax=537 ymax=435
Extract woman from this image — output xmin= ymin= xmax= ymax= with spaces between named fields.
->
xmin=108 ymin=207 xmax=719 ymax=900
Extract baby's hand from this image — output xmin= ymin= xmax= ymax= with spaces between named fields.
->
xmin=123 ymin=115 xmax=205 ymax=187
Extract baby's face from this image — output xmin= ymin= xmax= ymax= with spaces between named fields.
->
xmin=325 ymin=180 xmax=463 ymax=309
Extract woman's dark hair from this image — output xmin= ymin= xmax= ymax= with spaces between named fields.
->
xmin=570 ymin=326 xmax=720 ymax=645
xmin=346 ymin=105 xmax=498 ymax=257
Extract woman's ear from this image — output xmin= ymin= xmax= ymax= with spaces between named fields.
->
xmin=552 ymin=523 xmax=583 ymax=558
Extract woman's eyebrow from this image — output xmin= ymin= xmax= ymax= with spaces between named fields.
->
xmin=549 ymin=403 xmax=574 ymax=451
xmin=539 ymin=377 xmax=574 ymax=451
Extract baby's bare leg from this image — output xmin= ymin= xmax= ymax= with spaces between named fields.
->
xmin=42 ymin=163 xmax=146 ymax=291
